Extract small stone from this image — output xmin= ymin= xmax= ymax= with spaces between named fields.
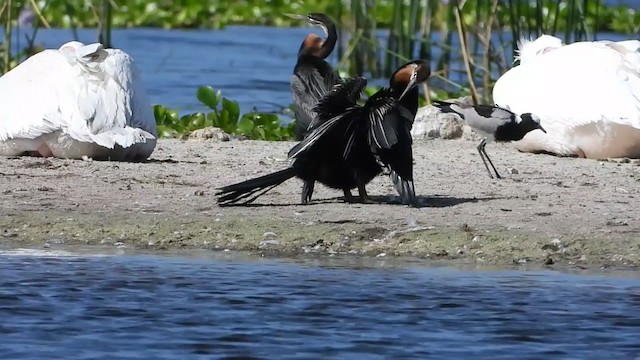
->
xmin=81 ymin=155 xmax=93 ymax=162
xmin=194 ymin=190 xmax=205 ymax=196
xmin=263 ymin=231 xmax=277 ymax=239
xmin=260 ymin=239 xmax=280 ymax=246
xmin=435 ymin=249 xmax=449 ymax=257
xmin=606 ymin=219 xmax=628 ymax=227
xmin=113 ymin=242 xmax=124 ymax=246
xmin=471 ymin=236 xmax=481 ymax=242
xmin=376 ymin=252 xmax=387 ymax=258
xmin=2 ymin=230 xmax=17 ymax=238
xmin=456 ymin=249 xmax=464 ymax=255
xmin=507 ymin=167 xmax=519 ymax=175
xmin=188 ymin=127 xmax=230 ymax=141
xmin=543 ymin=257 xmax=554 ymax=265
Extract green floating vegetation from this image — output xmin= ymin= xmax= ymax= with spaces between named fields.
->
xmin=154 ymin=86 xmax=296 ymax=141
xmin=4 ymin=0 xmax=638 ymax=34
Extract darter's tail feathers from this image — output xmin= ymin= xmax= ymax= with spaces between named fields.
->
xmin=216 ymin=168 xmax=297 ymax=206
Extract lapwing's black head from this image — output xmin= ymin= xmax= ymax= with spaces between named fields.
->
xmin=518 ymin=113 xmax=546 ymax=135
xmin=391 ymin=59 xmax=431 ymax=100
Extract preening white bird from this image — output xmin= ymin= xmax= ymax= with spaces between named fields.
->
xmin=0 ymin=41 xmax=157 ymax=161
xmin=514 ymin=34 xmax=563 ymax=65
xmin=433 ymin=101 xmax=545 ymax=179
xmin=493 ymin=34 xmax=640 ymax=159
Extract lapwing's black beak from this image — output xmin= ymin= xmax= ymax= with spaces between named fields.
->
xmin=538 ymin=124 xmax=547 ymax=133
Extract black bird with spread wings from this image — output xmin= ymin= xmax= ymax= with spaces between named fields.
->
xmin=215 ymin=77 xmax=373 ymax=206
xmin=289 ymin=60 xmax=431 ymax=206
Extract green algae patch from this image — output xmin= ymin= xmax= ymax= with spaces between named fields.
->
xmin=2 ymin=210 xmax=639 ymax=270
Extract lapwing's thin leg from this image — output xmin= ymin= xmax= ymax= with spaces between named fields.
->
xmin=478 ymin=139 xmax=502 ymax=179
xmin=477 ymin=139 xmax=495 ymax=179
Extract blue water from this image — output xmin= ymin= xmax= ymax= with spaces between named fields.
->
xmin=7 ymin=27 xmax=307 ymax=115
xmin=1 ymin=249 xmax=640 ymax=359
xmin=5 ymin=24 xmax=637 ymax=118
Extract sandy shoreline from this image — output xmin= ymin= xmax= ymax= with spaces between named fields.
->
xmin=1 ymin=138 xmax=639 ymax=270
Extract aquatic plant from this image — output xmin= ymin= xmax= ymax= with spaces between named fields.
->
xmin=3 ymin=0 xmax=638 ymax=122
xmin=2 ymin=0 xmax=636 ymax=33
xmin=154 ymin=86 xmax=295 ymax=141
xmin=0 ymin=0 xmax=110 ymax=74
xmin=340 ymin=0 xmax=610 ymax=103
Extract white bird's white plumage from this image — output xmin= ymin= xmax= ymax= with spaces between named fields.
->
xmin=493 ymin=34 xmax=640 ymax=159
xmin=0 ymin=41 xmax=157 ymax=160
xmin=515 ymin=34 xmax=564 ymax=64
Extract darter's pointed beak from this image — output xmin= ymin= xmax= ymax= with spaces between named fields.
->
xmin=284 ymin=13 xmax=306 ymax=20
xmin=399 ymin=76 xmax=417 ymax=101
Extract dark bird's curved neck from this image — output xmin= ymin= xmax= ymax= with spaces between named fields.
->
xmin=299 ymin=22 xmax=337 ymax=59
xmin=318 ymin=21 xmax=337 ymax=58
xmin=395 ymin=87 xmax=419 ymax=117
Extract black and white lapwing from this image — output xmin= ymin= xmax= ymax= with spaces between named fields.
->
xmin=433 ymin=101 xmax=546 ymax=179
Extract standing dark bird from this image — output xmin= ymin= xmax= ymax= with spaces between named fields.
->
xmin=216 ymin=77 xmax=370 ymax=206
xmin=432 ymin=101 xmax=546 ymax=179
xmin=287 ymin=13 xmax=341 ymax=140
xmin=290 ymin=60 xmax=432 ymax=206
xmin=287 ymin=12 xmax=344 ymax=204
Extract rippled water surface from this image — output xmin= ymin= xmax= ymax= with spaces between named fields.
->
xmin=1 ymin=249 xmax=640 ymax=359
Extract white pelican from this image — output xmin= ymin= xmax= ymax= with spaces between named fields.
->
xmin=493 ymin=34 xmax=640 ymax=159
xmin=0 ymin=41 xmax=156 ymax=161
xmin=514 ymin=34 xmax=563 ymax=64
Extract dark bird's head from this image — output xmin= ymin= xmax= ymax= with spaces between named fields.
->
xmin=287 ymin=13 xmax=336 ymax=59
xmin=390 ymin=59 xmax=431 ymax=100
xmin=517 ymin=113 xmax=546 ymax=134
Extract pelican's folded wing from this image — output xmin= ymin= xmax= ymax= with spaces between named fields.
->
xmin=0 ymin=50 xmax=74 ymax=141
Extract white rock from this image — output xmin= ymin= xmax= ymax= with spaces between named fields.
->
xmin=411 ymin=96 xmax=472 ymax=140
xmin=188 ymin=126 xmax=230 ymax=141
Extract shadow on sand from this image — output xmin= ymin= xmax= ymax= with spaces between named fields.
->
xmin=217 ymin=194 xmax=490 ymax=208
